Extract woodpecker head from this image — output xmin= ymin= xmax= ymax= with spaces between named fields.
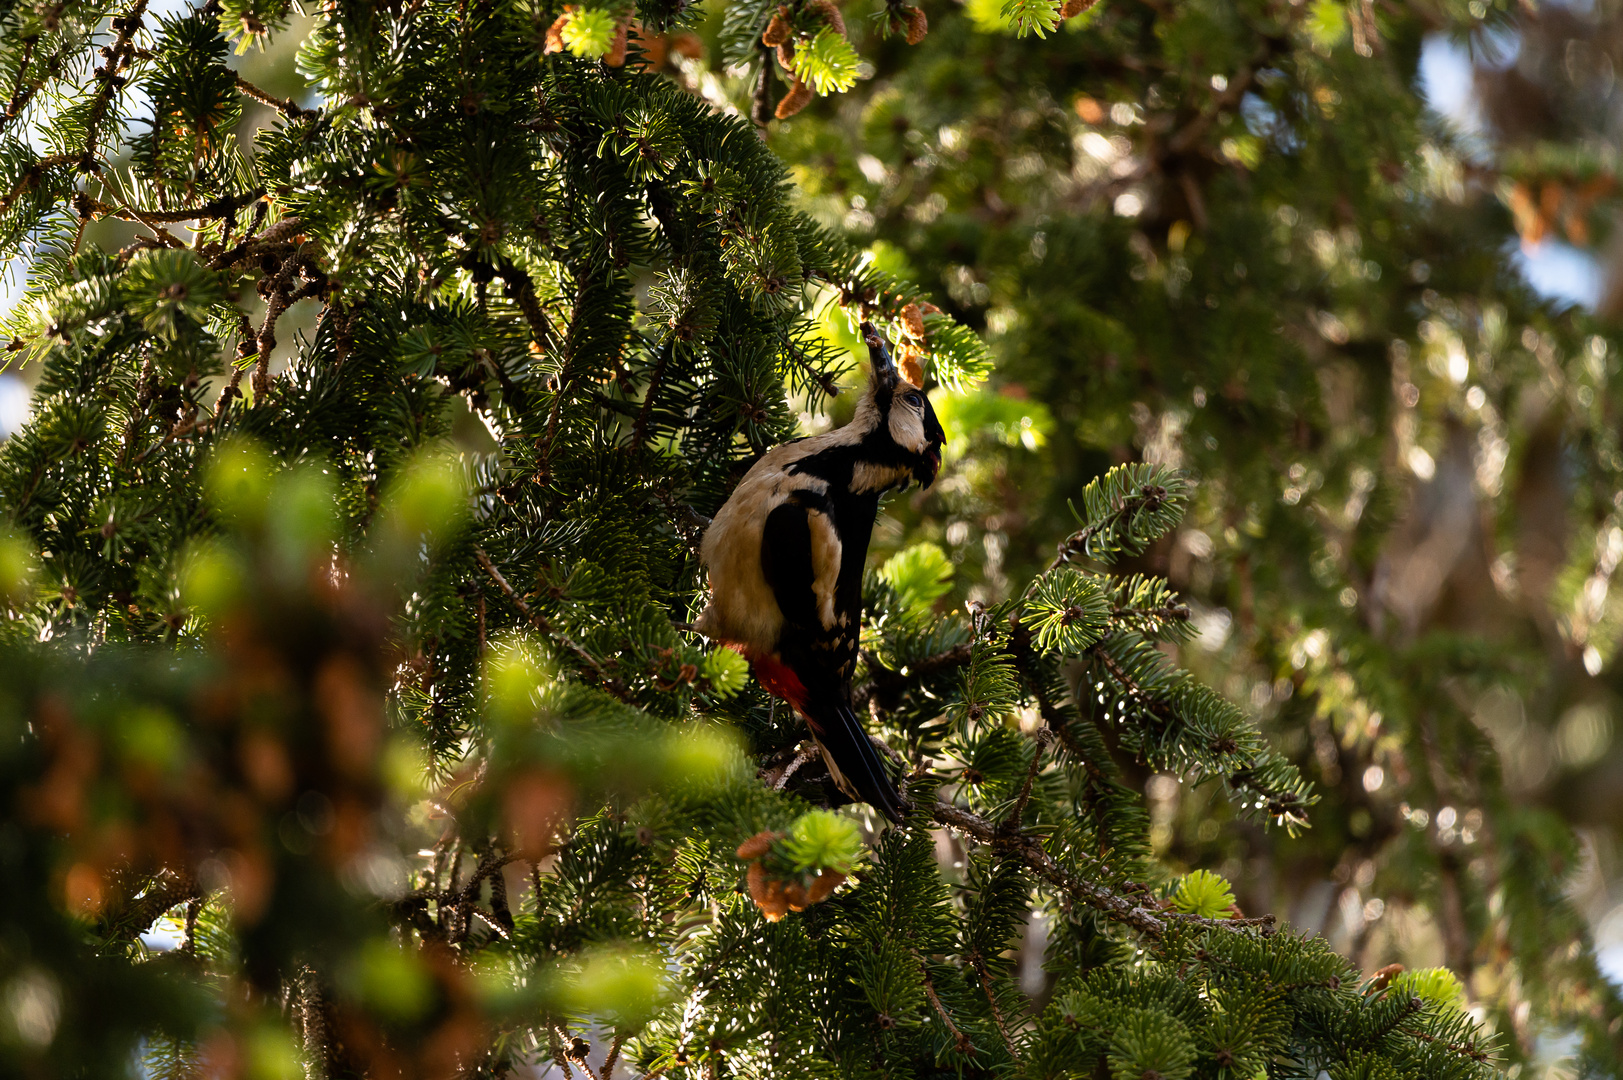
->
xmin=861 ymin=321 xmax=946 ymax=488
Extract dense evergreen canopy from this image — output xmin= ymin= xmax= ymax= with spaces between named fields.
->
xmin=0 ymin=0 xmax=1619 ymax=1076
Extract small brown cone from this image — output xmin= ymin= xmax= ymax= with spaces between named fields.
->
xmin=1368 ymin=963 xmax=1405 ymax=991
xmin=736 ymin=829 xmax=779 ymax=860
xmin=775 ymin=78 xmax=814 ymax=119
xmin=603 ymin=16 xmax=631 ymax=65
xmin=805 ymin=0 xmax=846 ymax=35
xmin=754 ymin=873 xmax=791 ymax=921
xmin=762 ymin=7 xmax=791 ymax=46
xmin=544 ymin=9 xmax=573 ymax=53
xmin=899 ymin=302 xmax=926 ymax=340
xmin=806 ymin=869 xmax=845 ymax=904
xmin=898 ymin=343 xmax=925 ymax=388
xmin=903 ymin=5 xmax=928 ymax=44
xmin=746 ymin=861 xmax=774 ymax=918
xmin=1057 ymin=0 xmax=1095 ymax=17
xmin=783 ymin=881 xmax=809 ymax=912
xmin=776 ymin=40 xmax=795 ymax=71
xmin=637 ymin=28 xmax=668 ymax=67
xmin=917 ymin=300 xmax=941 ymax=315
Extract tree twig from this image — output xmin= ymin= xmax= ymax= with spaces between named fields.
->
xmin=206 ymin=214 xmax=304 ymax=271
xmin=235 ymin=75 xmax=315 ymax=120
xmin=930 ymin=800 xmax=1277 ymax=940
xmin=970 ymin=954 xmax=1020 ymax=1062
xmin=83 ymin=187 xmax=266 ymax=224
xmin=472 ymin=546 xmax=629 ymax=700
xmin=253 ymin=246 xmax=306 ymax=401
xmin=82 ymin=0 xmax=151 ymax=170
xmin=1008 ymin=727 xmax=1053 ymax=831
xmin=1045 ymin=483 xmax=1171 ymax=573
xmin=916 ymin=956 xmax=974 ymax=1054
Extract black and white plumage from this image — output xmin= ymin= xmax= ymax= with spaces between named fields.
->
xmin=695 ymin=322 xmax=946 ymax=824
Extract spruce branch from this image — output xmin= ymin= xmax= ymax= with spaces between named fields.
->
xmin=969 ymin=952 xmax=1020 ymax=1061
xmin=82 ymin=187 xmax=266 ymax=224
xmin=930 ymin=800 xmax=1278 ymax=940
xmin=115 ymin=351 xmax=157 ymax=469
xmin=494 ymin=257 xmax=557 ymax=348
xmin=0 ymin=36 xmax=74 ymax=131
xmin=916 ymin=957 xmax=975 ymax=1054
xmin=932 ymin=800 xmax=1168 ymax=936
xmin=252 ymin=247 xmax=307 ymax=401
xmin=206 ymin=214 xmax=304 ymax=270
xmin=1045 ymin=464 xmax=1189 ymax=571
xmin=601 ymin=1034 xmax=626 ymax=1080
xmin=854 ymin=642 xmax=972 ymax=712
xmin=1394 ymin=1024 xmax=1495 ymax=1064
xmin=216 ymin=312 xmax=253 ymax=417
xmin=472 ymin=546 xmax=629 ymax=699
xmin=653 ymin=489 xmax=710 ymax=555
xmin=1005 ymin=618 xmax=1109 ymax=784
xmin=778 ymin=327 xmax=840 ymax=397
xmin=0 ymin=152 xmax=75 ymax=218
xmin=83 ymin=0 xmax=152 ymax=171
xmin=235 ymin=74 xmax=315 ymax=120
xmin=633 ymin=337 xmax=674 ymax=448
xmin=1090 ymin=644 xmax=1311 ymax=824
xmin=1007 ymin=726 xmax=1052 ymax=830
xmin=95 ymin=867 xmax=200 ymax=947
xmin=118 ymin=204 xmax=187 ymax=248
xmin=3 ymin=35 xmax=36 ymax=122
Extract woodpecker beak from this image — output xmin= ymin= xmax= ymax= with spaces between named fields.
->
xmin=860 ymin=321 xmax=898 ymax=387
xmin=916 ymin=443 xmax=943 ymax=488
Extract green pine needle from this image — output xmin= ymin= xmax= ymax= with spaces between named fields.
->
xmin=1172 ymin=869 xmax=1236 ymax=918
xmin=790 ymin=27 xmax=862 ymax=96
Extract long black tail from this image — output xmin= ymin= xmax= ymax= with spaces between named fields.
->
xmin=805 ymin=698 xmax=907 ymax=824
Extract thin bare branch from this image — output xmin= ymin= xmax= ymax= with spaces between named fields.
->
xmin=235 ymin=75 xmax=316 ymax=120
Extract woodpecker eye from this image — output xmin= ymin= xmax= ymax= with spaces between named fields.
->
xmin=903 ymin=391 xmax=924 ymax=408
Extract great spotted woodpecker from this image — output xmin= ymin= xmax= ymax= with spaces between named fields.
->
xmin=695 ymin=323 xmax=946 ymax=823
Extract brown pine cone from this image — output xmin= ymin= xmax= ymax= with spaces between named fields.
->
xmin=899 ymin=302 xmax=926 ymax=340
xmin=603 ymin=16 xmax=631 ymax=66
xmin=804 ymin=0 xmax=846 ymax=36
xmin=775 ymin=77 xmax=814 ymax=119
xmin=762 ymin=7 xmax=791 ymax=45
xmin=904 ymin=5 xmax=928 ymax=44
xmin=543 ymin=8 xmax=573 ymax=53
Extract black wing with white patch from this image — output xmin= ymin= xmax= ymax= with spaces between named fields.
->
xmin=759 ymin=492 xmax=905 ymax=822
xmin=761 ymin=495 xmax=829 ymax=638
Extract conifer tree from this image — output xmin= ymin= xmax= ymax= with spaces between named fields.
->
xmin=0 ymin=0 xmax=1563 ymax=1078
xmin=750 ymin=0 xmax=1623 ymax=1073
